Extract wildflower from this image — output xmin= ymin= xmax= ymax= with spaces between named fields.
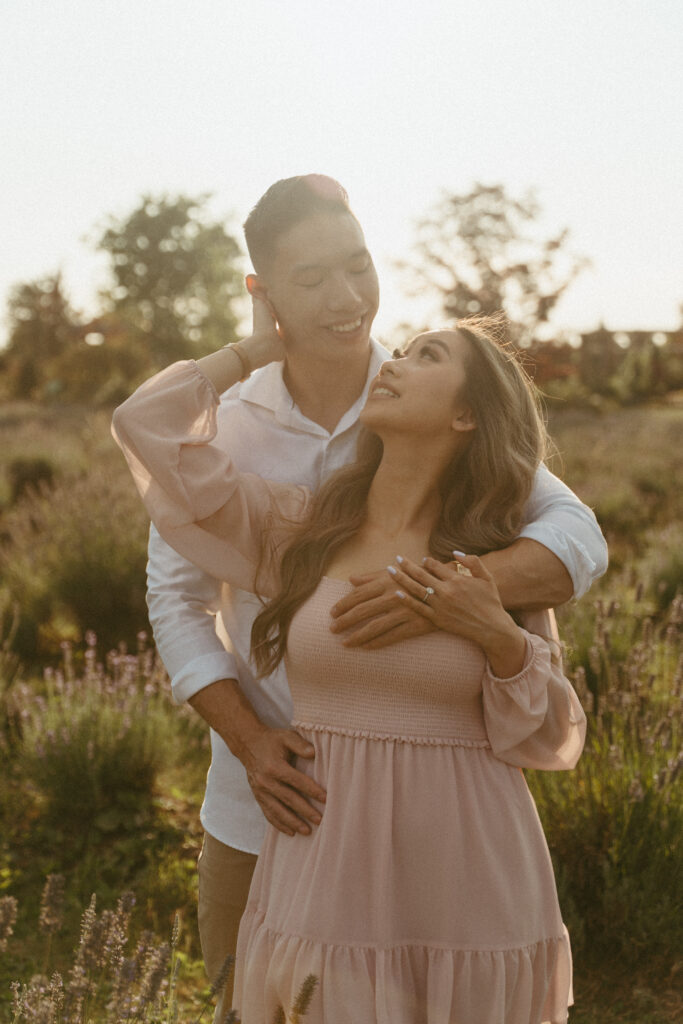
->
xmin=0 ymin=894 xmax=18 ymax=952
xmin=39 ymin=874 xmax=66 ymax=935
xmin=209 ymin=952 xmax=235 ymax=998
xmin=135 ymin=941 xmax=171 ymax=1014
xmin=290 ymin=974 xmax=318 ymax=1022
xmin=628 ymin=774 xmax=645 ymax=803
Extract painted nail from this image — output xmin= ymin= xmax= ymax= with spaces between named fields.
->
xmin=396 ymin=555 xmax=404 ymax=564
xmin=396 ymin=590 xmax=406 ymax=599
xmin=452 ymin=550 xmax=467 ymax=558
xmin=387 ymin=565 xmax=398 ymax=576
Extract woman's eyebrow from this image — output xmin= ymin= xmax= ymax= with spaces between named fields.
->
xmin=405 ymin=337 xmax=452 ymax=357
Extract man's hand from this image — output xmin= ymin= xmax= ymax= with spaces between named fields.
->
xmin=329 ymin=570 xmax=435 ymax=649
xmin=188 ymin=678 xmax=326 ymax=838
xmin=238 ymin=724 xmax=327 ymax=838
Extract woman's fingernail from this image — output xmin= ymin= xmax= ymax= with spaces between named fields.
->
xmin=396 ymin=555 xmax=404 ymax=564
xmin=387 ymin=565 xmax=397 ymax=576
xmin=396 ymin=590 xmax=406 ymax=599
xmin=452 ymin=550 xmax=467 ymax=558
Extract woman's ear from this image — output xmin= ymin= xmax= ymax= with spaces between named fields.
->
xmin=451 ymin=405 xmax=476 ymax=433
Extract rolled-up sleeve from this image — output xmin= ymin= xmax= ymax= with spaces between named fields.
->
xmin=146 ymin=525 xmax=239 ymax=704
xmin=520 ymin=464 xmax=608 ymax=598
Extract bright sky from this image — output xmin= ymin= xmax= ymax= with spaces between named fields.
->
xmin=2 ymin=0 xmax=682 ymax=347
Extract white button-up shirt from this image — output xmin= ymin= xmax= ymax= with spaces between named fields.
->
xmin=146 ymin=339 xmax=607 ymax=853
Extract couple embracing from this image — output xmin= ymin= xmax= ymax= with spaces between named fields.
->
xmin=114 ymin=175 xmax=606 ymax=1023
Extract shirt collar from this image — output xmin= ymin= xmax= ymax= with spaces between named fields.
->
xmin=237 ymin=337 xmax=390 ymax=438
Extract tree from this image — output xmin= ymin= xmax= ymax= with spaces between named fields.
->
xmin=398 ymin=183 xmax=587 ymax=346
xmin=3 ymin=274 xmax=82 ymax=398
xmin=97 ymin=194 xmax=244 ymax=366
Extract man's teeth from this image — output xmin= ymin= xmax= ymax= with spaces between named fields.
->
xmin=374 ymin=387 xmax=397 ymax=397
xmin=330 ymin=318 xmax=362 ymax=333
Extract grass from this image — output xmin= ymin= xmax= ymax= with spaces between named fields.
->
xmin=0 ymin=398 xmax=681 ymax=1020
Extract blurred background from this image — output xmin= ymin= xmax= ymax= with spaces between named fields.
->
xmin=0 ymin=3 xmax=681 ymax=1022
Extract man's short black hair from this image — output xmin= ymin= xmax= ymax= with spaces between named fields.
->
xmin=244 ymin=174 xmax=354 ymax=275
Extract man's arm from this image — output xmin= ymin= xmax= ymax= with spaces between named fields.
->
xmin=517 ymin=463 xmax=607 ymax=600
xmin=147 ymin=525 xmax=325 ymax=835
xmin=330 ymin=463 xmax=607 ymax=647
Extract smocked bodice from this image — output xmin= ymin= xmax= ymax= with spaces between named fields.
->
xmin=285 ymin=577 xmax=491 ymax=745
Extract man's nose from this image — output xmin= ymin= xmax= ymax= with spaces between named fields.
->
xmin=326 ymin=272 xmax=362 ymax=311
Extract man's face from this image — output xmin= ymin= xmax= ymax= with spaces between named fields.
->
xmin=259 ymin=212 xmax=379 ymax=364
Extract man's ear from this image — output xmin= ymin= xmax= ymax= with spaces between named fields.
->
xmin=246 ymin=274 xmax=267 ymax=300
xmin=452 ymin=405 xmax=476 ymax=433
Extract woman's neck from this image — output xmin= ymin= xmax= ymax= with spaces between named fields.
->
xmin=364 ymin=436 xmax=454 ymax=539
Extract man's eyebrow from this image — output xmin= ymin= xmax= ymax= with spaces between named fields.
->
xmin=290 ymin=247 xmax=369 ymax=275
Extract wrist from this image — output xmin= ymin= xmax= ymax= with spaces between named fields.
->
xmin=484 ymin=615 xmax=527 ymax=678
xmin=233 ymin=332 xmax=283 ymax=371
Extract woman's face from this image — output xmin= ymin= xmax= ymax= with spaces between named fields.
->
xmin=361 ymin=329 xmax=475 ymax=441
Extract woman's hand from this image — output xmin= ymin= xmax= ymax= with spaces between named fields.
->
xmin=196 ymin=293 xmax=285 ymax=393
xmin=388 ymin=553 xmax=528 ymax=677
xmin=243 ymin=289 xmax=286 ymax=368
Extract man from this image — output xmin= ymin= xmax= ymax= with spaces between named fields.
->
xmin=146 ymin=174 xmax=607 ymax=1015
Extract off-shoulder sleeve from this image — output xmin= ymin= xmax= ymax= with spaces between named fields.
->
xmin=111 ymin=360 xmax=310 ymax=597
xmin=481 ymin=609 xmax=586 ymax=771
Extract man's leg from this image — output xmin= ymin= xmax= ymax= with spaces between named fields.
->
xmin=197 ymin=832 xmax=258 ymax=1021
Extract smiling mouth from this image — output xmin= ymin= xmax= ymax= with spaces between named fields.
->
xmin=372 ymin=385 xmax=398 ymax=398
xmin=328 ymin=316 xmax=364 ymax=334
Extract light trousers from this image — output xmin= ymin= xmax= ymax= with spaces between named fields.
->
xmin=197 ymin=831 xmax=258 ymax=1021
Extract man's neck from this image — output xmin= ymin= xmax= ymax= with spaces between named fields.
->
xmin=282 ymin=348 xmax=372 ymax=434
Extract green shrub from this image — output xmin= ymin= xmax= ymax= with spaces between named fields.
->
xmin=6 ymin=457 xmax=56 ymax=505
xmin=17 ymin=634 xmax=180 ymax=827
xmin=0 ymin=464 xmax=149 ymax=662
xmin=529 ymin=593 xmax=682 ymax=976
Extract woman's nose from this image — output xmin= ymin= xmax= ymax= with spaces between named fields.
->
xmin=379 ymin=359 xmax=399 ymax=378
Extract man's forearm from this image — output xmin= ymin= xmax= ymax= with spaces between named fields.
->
xmin=188 ymin=677 xmax=267 ymax=760
xmin=481 ymin=538 xmax=574 ymax=611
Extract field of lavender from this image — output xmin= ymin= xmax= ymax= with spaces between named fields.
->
xmin=0 ymin=399 xmax=681 ymax=1022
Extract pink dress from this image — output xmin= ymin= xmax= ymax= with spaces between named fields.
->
xmin=112 ymin=362 xmax=587 ymax=1024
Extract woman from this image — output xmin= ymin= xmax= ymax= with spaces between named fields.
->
xmin=113 ymin=308 xmax=586 ymax=1023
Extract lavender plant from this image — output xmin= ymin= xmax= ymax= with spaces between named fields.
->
xmin=17 ymin=633 xmax=181 ymax=826
xmin=6 ymin=878 xmax=316 ymax=1023
xmin=528 ymin=590 xmax=682 ymax=972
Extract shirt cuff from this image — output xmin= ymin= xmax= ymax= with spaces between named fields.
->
xmin=171 ymin=650 xmax=240 ymax=704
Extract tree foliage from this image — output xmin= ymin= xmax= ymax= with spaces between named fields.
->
xmin=399 ymin=183 xmax=587 ymax=345
xmin=0 ymin=195 xmax=244 ymax=404
xmin=2 ymin=275 xmax=81 ymax=399
xmin=98 ymin=193 xmax=244 ymax=366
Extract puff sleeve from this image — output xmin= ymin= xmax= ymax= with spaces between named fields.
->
xmin=112 ymin=360 xmax=310 ymax=597
xmin=482 ymin=610 xmax=586 ymax=770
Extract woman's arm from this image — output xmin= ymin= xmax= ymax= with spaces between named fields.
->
xmin=384 ymin=553 xmax=586 ymax=769
xmin=112 ymin=303 xmax=306 ymax=596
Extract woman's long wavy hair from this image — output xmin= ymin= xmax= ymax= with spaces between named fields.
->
xmin=252 ymin=314 xmax=548 ymax=676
